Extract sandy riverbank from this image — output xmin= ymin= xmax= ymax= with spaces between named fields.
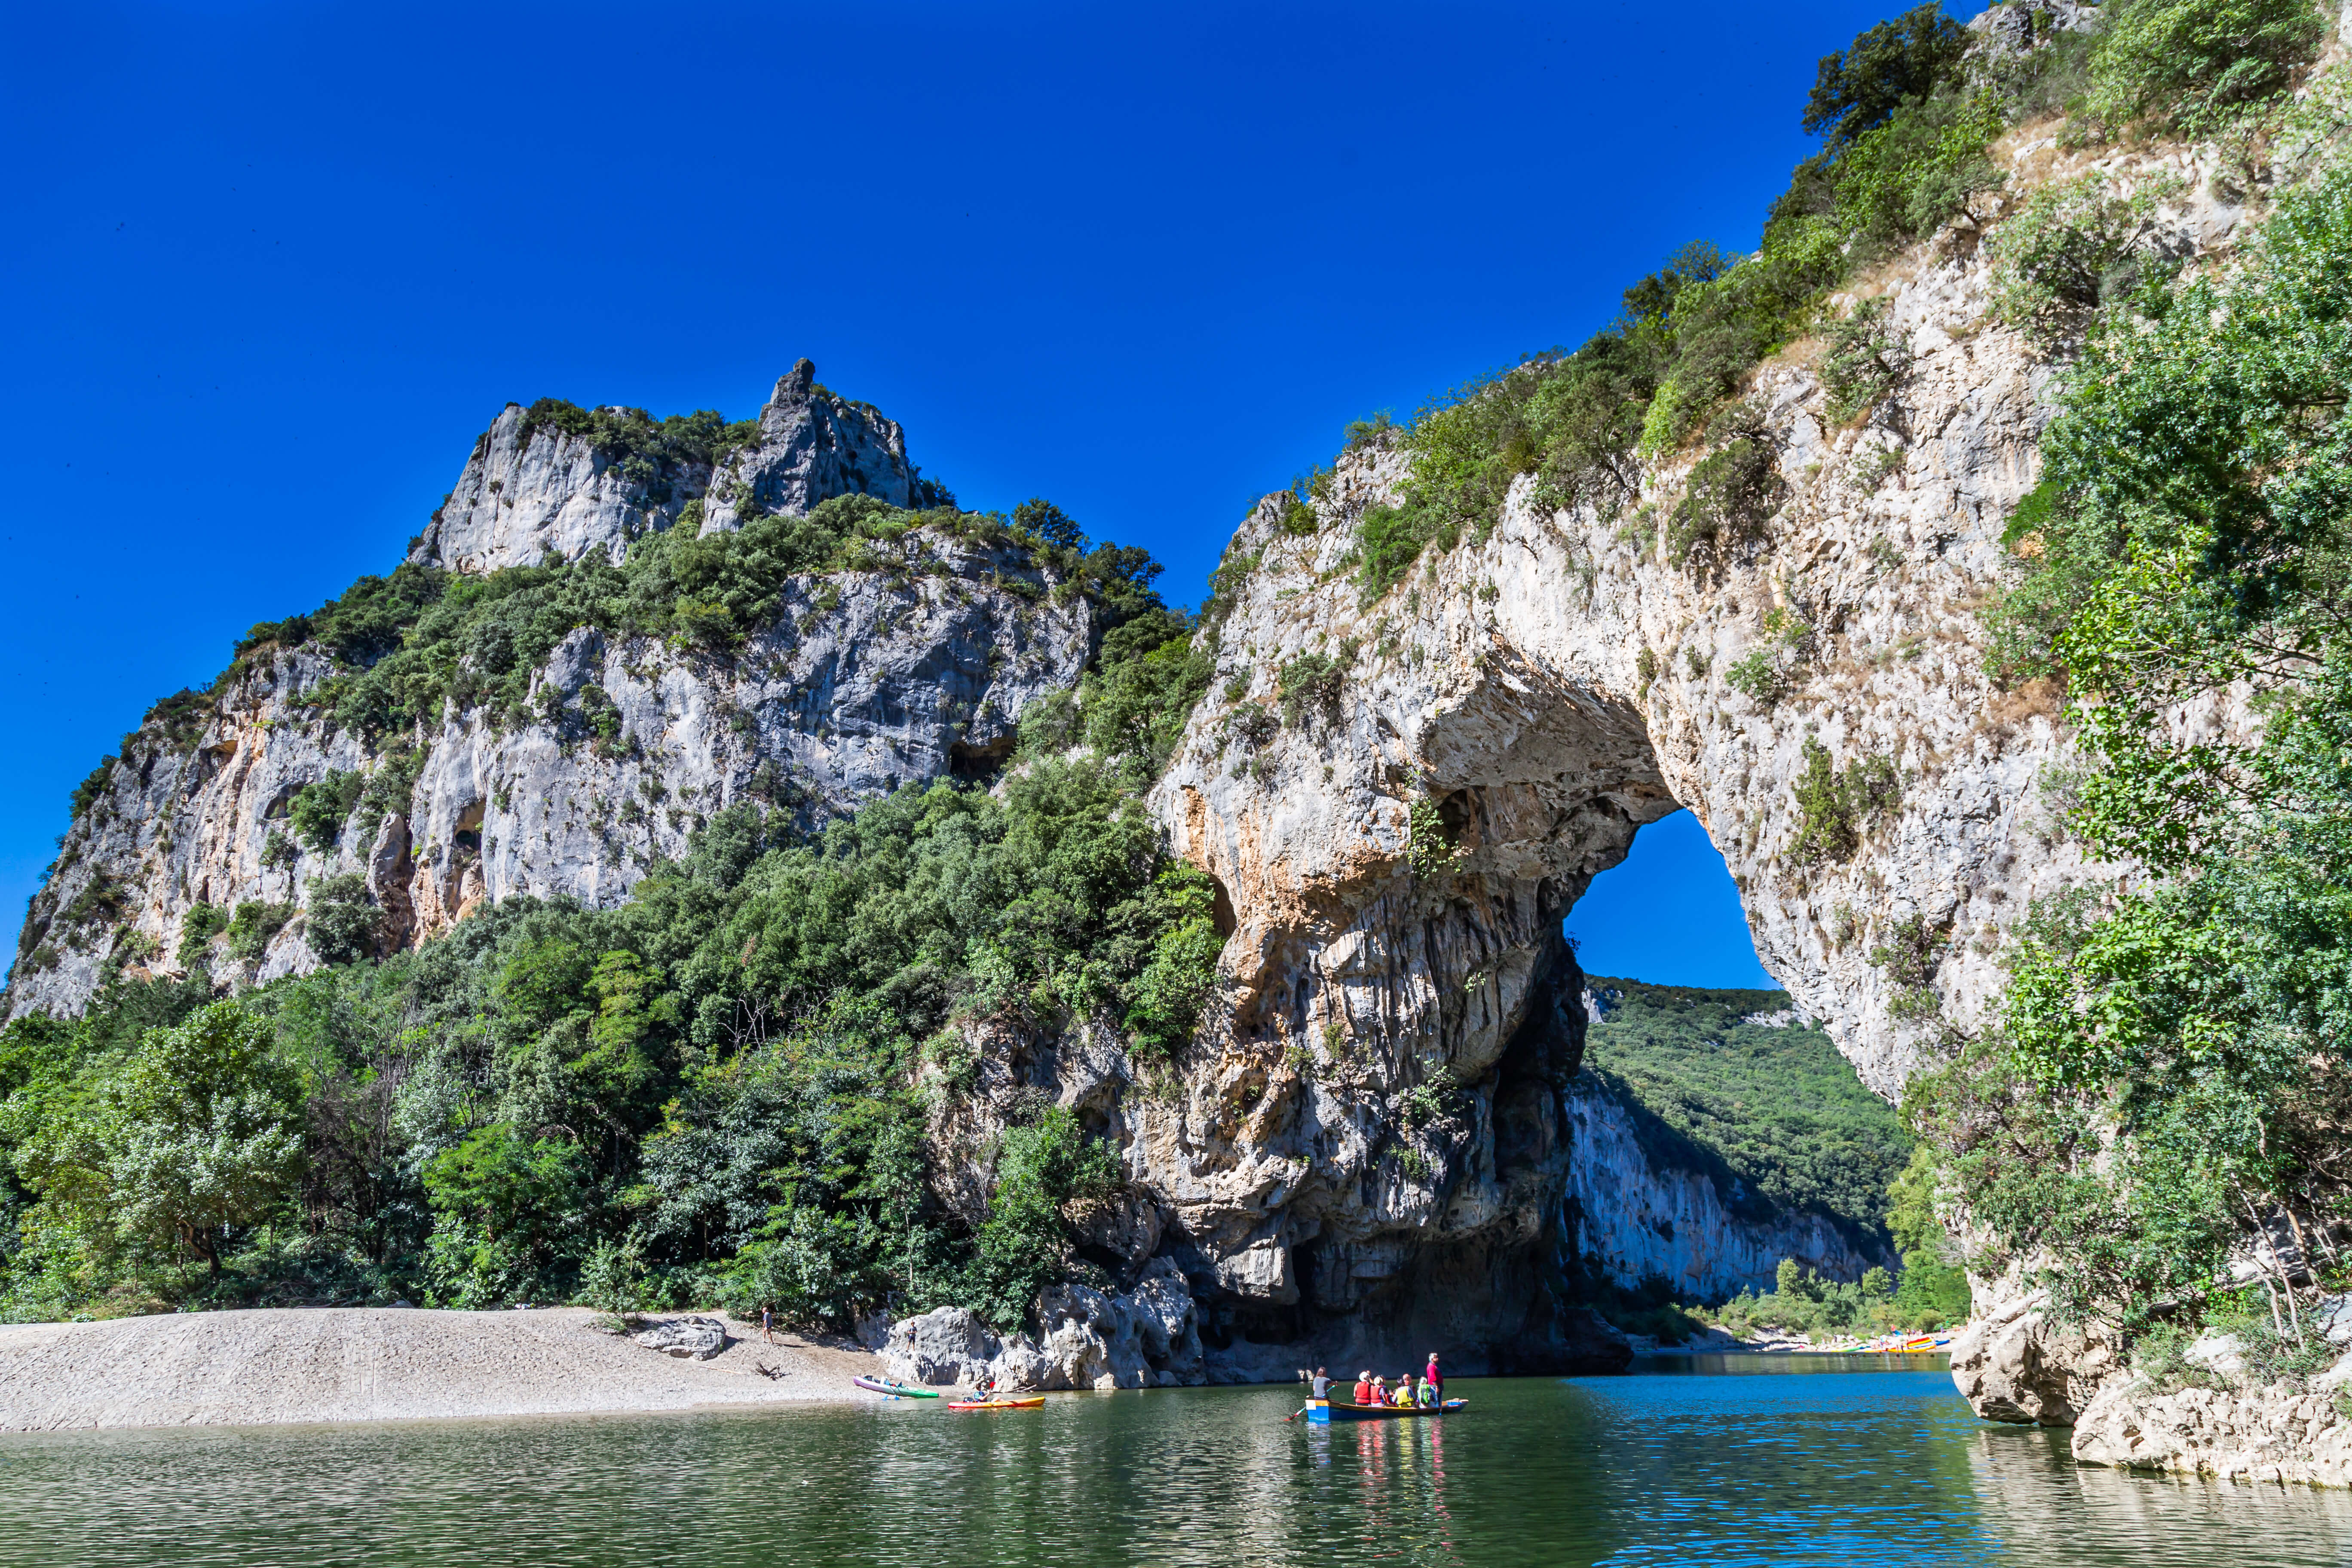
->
xmin=0 ymin=1306 xmax=881 ymax=1432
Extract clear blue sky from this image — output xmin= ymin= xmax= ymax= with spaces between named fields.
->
xmin=0 ymin=1 xmax=1927 ymax=987
xmin=1570 ymin=811 xmax=1776 ymax=990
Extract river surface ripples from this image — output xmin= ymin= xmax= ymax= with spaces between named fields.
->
xmin=3 ymin=1352 xmax=2349 ymax=1565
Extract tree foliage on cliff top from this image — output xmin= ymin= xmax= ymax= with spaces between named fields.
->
xmin=217 ymin=489 xmax=1169 ymax=744
xmin=1336 ymin=0 xmax=2330 ymax=596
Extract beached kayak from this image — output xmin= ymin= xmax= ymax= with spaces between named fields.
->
xmin=949 ymin=1396 xmax=1047 ymax=1410
xmin=853 ymin=1375 xmax=942 ymax=1398
xmin=1304 ymin=1398 xmax=1467 ymax=1424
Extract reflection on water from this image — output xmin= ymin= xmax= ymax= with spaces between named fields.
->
xmin=1 ymin=1354 xmax=2348 ymax=1566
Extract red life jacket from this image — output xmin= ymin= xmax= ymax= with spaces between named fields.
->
xmin=1352 ymin=1380 xmax=1373 ymax=1404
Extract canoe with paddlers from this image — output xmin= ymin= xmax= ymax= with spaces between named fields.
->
xmin=949 ymin=1395 xmax=1047 ymax=1410
xmin=852 ymin=1375 xmax=942 ymax=1398
xmin=1304 ymin=1397 xmax=1467 ymax=1424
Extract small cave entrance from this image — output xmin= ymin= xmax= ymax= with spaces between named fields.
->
xmin=949 ymin=734 xmax=1016 ymax=783
xmin=1209 ymin=873 xmax=1237 ymax=940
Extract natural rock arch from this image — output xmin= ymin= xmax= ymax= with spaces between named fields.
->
xmin=1131 ymin=283 xmax=2087 ymax=1366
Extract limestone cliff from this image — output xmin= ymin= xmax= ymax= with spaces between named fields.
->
xmin=1564 ymin=1078 xmax=1890 ymax=1302
xmin=1105 ymin=83 xmax=2310 ymax=1380
xmin=9 ymin=364 xmax=1090 ymax=1021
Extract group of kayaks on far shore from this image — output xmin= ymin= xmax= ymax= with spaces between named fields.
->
xmin=1808 ymin=1332 xmax=1954 ymax=1354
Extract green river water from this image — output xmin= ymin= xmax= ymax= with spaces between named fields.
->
xmin=3 ymin=1354 xmax=2349 ymax=1565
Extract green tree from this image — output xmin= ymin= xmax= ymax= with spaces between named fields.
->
xmin=1802 ymin=4 xmax=1972 ymax=147
xmin=966 ymin=1108 xmax=1118 ymax=1333
xmin=13 ymin=1003 xmax=304 ymax=1283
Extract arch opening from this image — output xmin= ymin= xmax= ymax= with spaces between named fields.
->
xmin=1564 ymin=808 xmax=1771 ymax=990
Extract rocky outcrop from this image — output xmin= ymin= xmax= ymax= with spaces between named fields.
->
xmin=699 ymin=361 xmax=933 ymax=536
xmin=1946 ymin=1283 xmax=2118 ymax=1426
xmin=2068 ymin=1301 xmax=2352 ymax=1485
xmin=630 ymin=1316 xmax=731 ymax=1361
xmin=413 ymin=359 xmax=935 ymax=576
xmin=881 ymin=1259 xmax=1207 ymax=1391
xmin=2073 ymin=1378 xmax=2352 ymax=1486
xmin=1564 ymin=1077 xmax=1892 ymax=1301
xmin=1120 ymin=105 xmax=2290 ymax=1385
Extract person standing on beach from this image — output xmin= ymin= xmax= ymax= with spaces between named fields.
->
xmin=762 ymin=1305 xmax=778 ymax=1345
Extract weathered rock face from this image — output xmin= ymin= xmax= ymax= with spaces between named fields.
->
xmin=1564 ymin=1078 xmax=1892 ymax=1302
xmin=1122 ymin=122 xmax=2274 ymax=1387
xmin=413 ymin=359 xmax=933 ymax=576
xmin=2068 ymin=1299 xmax=2352 ymax=1485
xmin=1946 ymin=1281 xmax=2118 ymax=1427
xmin=9 ymin=400 xmax=1093 ymax=1021
xmin=700 ymin=360 xmax=932 ymax=536
xmin=881 ymin=1259 xmax=1209 ymax=1391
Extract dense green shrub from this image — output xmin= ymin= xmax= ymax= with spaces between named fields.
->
xmin=1987 ymin=171 xmax=2183 ymax=344
xmin=224 ymin=901 xmax=293 ymax=965
xmin=1276 ymin=649 xmax=1350 ymax=727
xmin=175 ymin=902 xmax=229 ymax=972
xmin=288 ymin=771 xmax=367 ymax=854
xmin=963 ymin=1108 xmax=1120 ymax=1333
xmin=303 ymin=876 xmax=379 ymax=966
xmin=6 ymin=1003 xmax=304 ymax=1284
xmin=1354 ymin=503 xmax=1446 ymax=603
xmin=67 ymin=760 xmax=117 ymax=820
xmin=1817 ymin=298 xmax=1912 ymax=420
xmin=1724 ymin=609 xmax=1815 ymax=707
xmin=1788 ymin=740 xmax=1901 ymax=865
xmin=1670 ymin=424 xmax=1785 ymax=567
xmin=2083 ymin=0 xmax=2326 ymax=135
xmin=260 ymin=831 xmax=298 ymax=871
xmin=1074 ymin=609 xmax=1213 ymax=781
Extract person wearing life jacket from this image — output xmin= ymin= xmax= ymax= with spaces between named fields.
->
xmin=1417 ymin=1375 xmax=1439 ymax=1408
xmin=1397 ymin=1375 xmax=1418 ymax=1407
xmin=1353 ymin=1371 xmax=1375 ymax=1405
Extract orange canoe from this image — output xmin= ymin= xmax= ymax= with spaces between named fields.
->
xmin=947 ymin=1396 xmax=1046 ymax=1410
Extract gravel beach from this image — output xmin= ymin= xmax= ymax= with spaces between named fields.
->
xmin=0 ymin=1307 xmax=880 ymax=1431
